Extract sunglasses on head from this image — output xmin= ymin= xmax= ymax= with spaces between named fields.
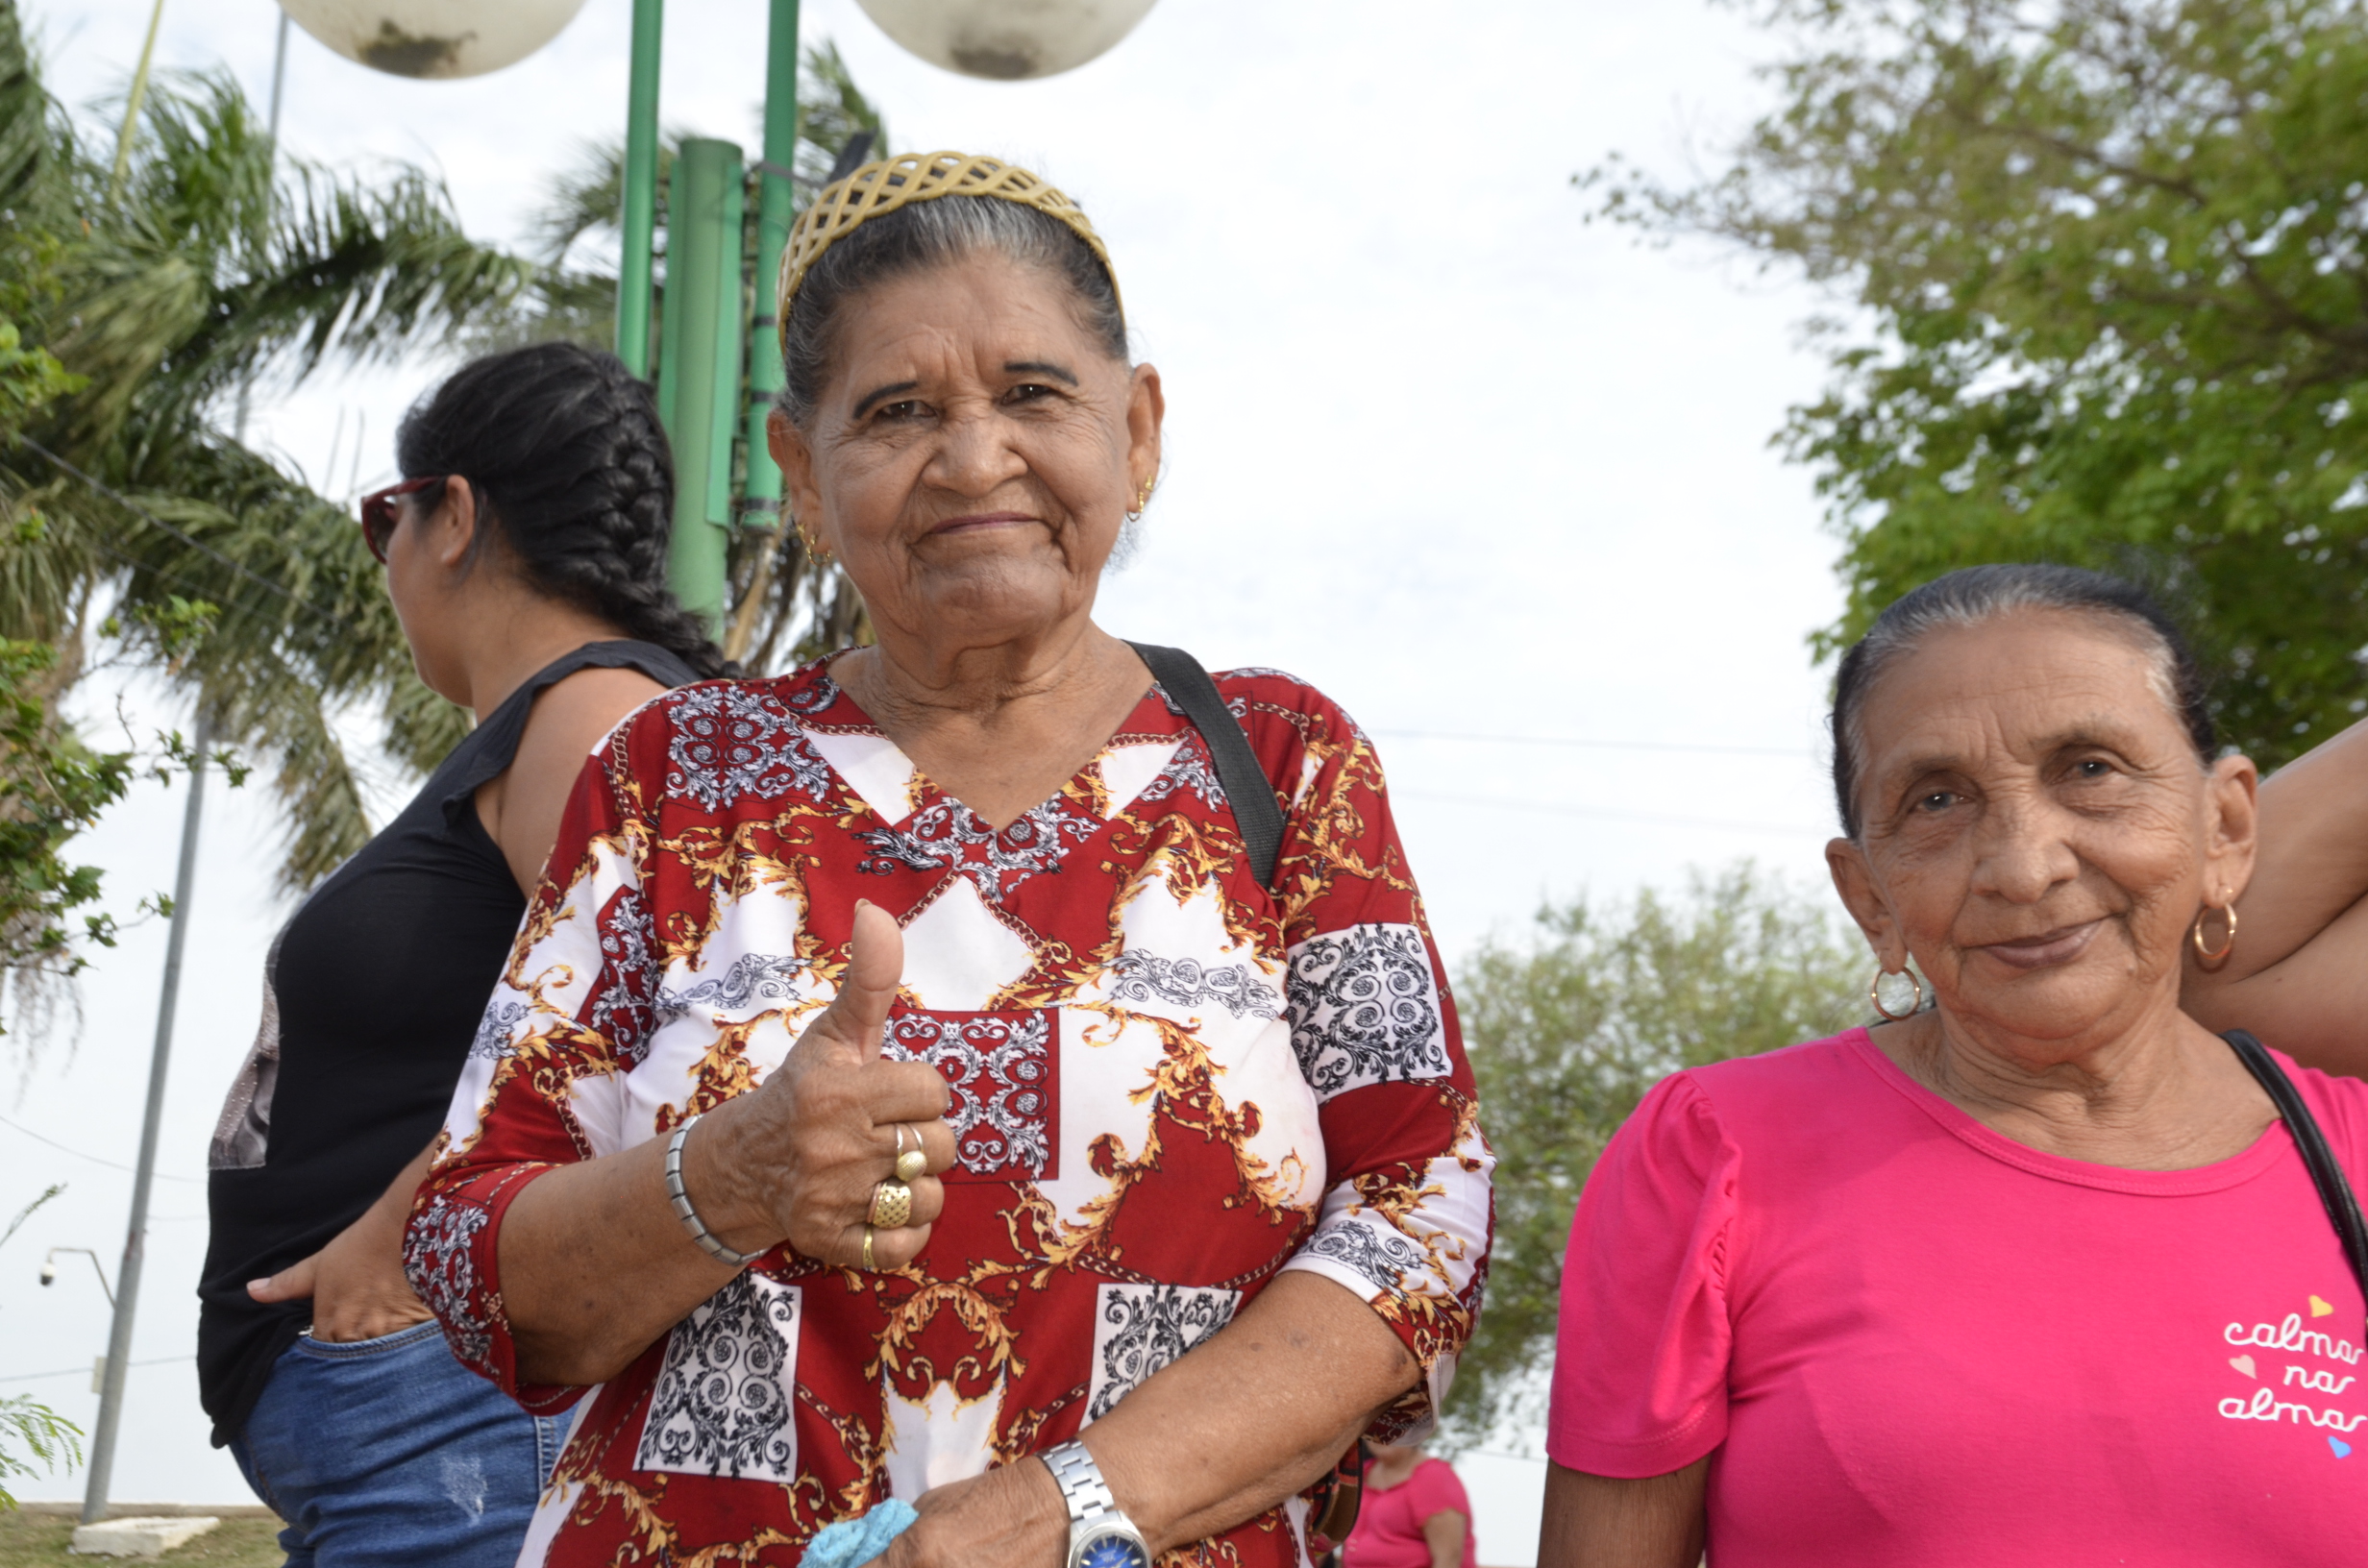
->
xmin=357 ymin=476 xmax=447 ymax=564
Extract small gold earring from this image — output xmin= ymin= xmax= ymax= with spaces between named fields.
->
xmin=796 ymin=516 xmax=832 ymax=564
xmin=1128 ymin=475 xmax=1155 ymax=519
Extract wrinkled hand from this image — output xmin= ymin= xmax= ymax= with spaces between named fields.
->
xmin=246 ymin=1223 xmax=432 ymax=1344
xmin=882 ymin=1455 xmax=1071 ymax=1568
xmin=688 ymin=900 xmax=957 ymax=1273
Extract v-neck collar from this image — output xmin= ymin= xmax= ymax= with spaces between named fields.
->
xmin=792 ymin=663 xmax=1192 ymax=834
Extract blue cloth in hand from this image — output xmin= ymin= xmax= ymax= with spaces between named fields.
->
xmin=805 ymin=1499 xmax=920 ymax=1568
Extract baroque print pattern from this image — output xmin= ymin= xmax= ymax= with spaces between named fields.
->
xmin=586 ymin=887 xmax=662 ymax=1065
xmin=407 ymin=660 xmax=1492 ymax=1568
xmin=636 ymin=1273 xmax=803 ymax=1482
xmin=1101 ymin=950 xmax=1281 ymax=1020
xmin=882 ymin=1011 xmax=1057 ymax=1180
xmin=1285 ymin=923 xmax=1449 ymax=1098
xmin=657 ymin=951 xmax=819 ymax=1021
xmin=1135 ymin=730 xmax=1228 ymax=811
xmin=400 ymin=1191 xmax=499 ymax=1374
xmin=855 ymin=797 xmax=1103 ymax=903
xmin=468 ymin=998 xmax=528 ymax=1062
xmin=664 ymin=682 xmax=835 ymax=813
xmin=1299 ymin=1218 xmax=1432 ymax=1294
xmin=1086 ymin=1284 xmax=1241 ymax=1420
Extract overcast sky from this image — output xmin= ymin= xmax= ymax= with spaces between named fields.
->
xmin=4 ymin=1 xmax=1850 ymax=1552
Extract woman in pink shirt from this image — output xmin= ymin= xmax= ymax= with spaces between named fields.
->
xmin=1542 ymin=564 xmax=2368 ymax=1567
xmin=1343 ymin=1447 xmax=1478 ymax=1568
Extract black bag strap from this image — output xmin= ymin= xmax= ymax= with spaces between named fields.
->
xmin=2227 ymin=1029 xmax=2368 ymax=1343
xmin=1126 ymin=642 xmax=1286 ymax=893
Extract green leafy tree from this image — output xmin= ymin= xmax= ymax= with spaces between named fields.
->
xmin=0 ymin=0 xmax=539 ymax=888
xmin=0 ymin=639 xmax=135 ymax=1032
xmin=1589 ymin=0 xmax=2368 ymax=767
xmin=1440 ymin=865 xmax=1863 ymax=1446
xmin=0 ymin=1393 xmax=77 ymax=1508
xmin=0 ymin=2 xmax=891 ymax=904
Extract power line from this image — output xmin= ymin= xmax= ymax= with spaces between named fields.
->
xmin=1373 ymin=728 xmax=1817 ymax=759
xmin=0 ymin=1114 xmax=202 ymax=1186
xmin=0 ymin=1355 xmax=190 ymax=1385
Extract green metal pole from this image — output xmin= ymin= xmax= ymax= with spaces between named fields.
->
xmin=660 ymin=137 xmax=745 ymax=633
xmin=743 ymin=0 xmax=802 ymax=521
xmin=616 ymin=0 xmax=664 ymax=377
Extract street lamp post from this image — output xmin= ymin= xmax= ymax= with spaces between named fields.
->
xmin=654 ymin=135 xmax=746 ymax=635
xmin=742 ymin=0 xmax=802 ymax=531
xmin=854 ymin=0 xmax=1157 ymax=80
xmin=616 ymin=0 xmax=664 ymax=379
xmin=619 ymin=1 xmax=806 ymax=625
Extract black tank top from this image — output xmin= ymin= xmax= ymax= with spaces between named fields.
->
xmin=197 ymin=641 xmax=701 ymax=1444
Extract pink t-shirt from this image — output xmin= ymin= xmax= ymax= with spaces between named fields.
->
xmin=1343 ymin=1458 xmax=1477 ymax=1568
xmin=1548 ymin=1029 xmax=2368 ymax=1565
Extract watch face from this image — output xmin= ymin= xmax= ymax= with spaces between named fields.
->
xmin=1078 ymin=1530 xmax=1150 ymax=1568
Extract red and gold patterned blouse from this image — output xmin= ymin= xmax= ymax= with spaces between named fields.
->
xmin=406 ymin=660 xmax=1493 ymax=1568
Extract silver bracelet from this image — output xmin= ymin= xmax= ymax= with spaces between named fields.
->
xmin=664 ymin=1114 xmax=763 ymax=1267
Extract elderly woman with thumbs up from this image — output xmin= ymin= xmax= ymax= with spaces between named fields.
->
xmin=403 ymin=152 xmax=1491 ymax=1568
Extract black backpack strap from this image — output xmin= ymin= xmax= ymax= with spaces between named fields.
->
xmin=1126 ymin=643 xmax=1285 ymax=893
xmin=2227 ymin=1029 xmax=2368 ymax=1344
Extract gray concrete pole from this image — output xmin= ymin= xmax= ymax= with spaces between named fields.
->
xmin=83 ymin=10 xmax=284 ymax=1522
xmin=80 ymin=715 xmax=210 ymax=1524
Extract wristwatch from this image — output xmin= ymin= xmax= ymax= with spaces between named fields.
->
xmin=1040 ymin=1439 xmax=1151 ymax=1568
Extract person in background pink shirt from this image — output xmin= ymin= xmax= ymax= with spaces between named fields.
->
xmin=1541 ymin=565 xmax=2368 ymax=1567
xmin=1344 ymin=1445 xmax=1478 ymax=1568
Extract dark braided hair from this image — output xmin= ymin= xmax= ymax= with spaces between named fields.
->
xmin=394 ymin=342 xmax=732 ymax=677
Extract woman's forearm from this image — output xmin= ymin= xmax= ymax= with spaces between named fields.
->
xmin=2184 ymin=717 xmax=2368 ymax=1066
xmin=492 ymin=1130 xmax=745 ymax=1386
xmin=452 ymin=902 xmax=955 ymax=1387
xmin=1423 ymin=1509 xmax=1468 ymax=1568
xmin=1084 ymin=1270 xmax=1418 ymax=1551
xmin=2189 ymin=717 xmax=2368 ymax=992
xmin=1537 ymin=1460 xmax=1707 ymax=1568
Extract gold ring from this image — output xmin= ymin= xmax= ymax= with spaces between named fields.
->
xmin=861 ymin=1224 xmax=876 ymax=1271
xmin=870 ymin=1179 xmax=913 ymax=1229
xmin=894 ymin=1124 xmax=926 ymax=1186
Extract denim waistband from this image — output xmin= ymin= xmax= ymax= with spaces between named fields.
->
xmin=291 ymin=1319 xmax=445 ymax=1360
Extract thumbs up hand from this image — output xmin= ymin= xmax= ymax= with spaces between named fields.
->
xmin=679 ymin=899 xmax=956 ymax=1272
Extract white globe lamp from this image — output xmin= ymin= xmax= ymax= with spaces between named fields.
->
xmin=278 ymin=0 xmax=591 ymax=80
xmin=855 ymin=0 xmax=1157 ymax=81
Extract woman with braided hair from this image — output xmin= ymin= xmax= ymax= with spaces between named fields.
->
xmin=199 ymin=342 xmax=728 ymax=1567
xmin=405 ymin=155 xmax=1493 ymax=1568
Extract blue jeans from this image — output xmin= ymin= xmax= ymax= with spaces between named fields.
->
xmin=230 ymin=1320 xmax=566 ymax=1568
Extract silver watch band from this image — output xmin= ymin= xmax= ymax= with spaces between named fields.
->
xmin=665 ymin=1115 xmax=763 ymax=1267
xmin=1040 ymin=1439 xmax=1121 ymax=1524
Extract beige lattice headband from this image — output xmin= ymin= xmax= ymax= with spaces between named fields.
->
xmin=775 ymin=151 xmax=1120 ymax=348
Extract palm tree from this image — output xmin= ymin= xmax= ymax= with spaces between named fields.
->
xmin=0 ymin=4 xmax=881 ymax=901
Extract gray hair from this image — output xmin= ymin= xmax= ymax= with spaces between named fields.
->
xmin=776 ymin=193 xmax=1128 ymax=428
xmin=1829 ymin=564 xmax=2216 ymax=838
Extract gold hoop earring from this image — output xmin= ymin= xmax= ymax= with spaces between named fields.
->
xmin=1869 ymin=964 xmax=1924 ymax=1021
xmin=1127 ymin=475 xmax=1155 ymax=521
xmin=2192 ymin=901 xmax=2238 ymax=965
